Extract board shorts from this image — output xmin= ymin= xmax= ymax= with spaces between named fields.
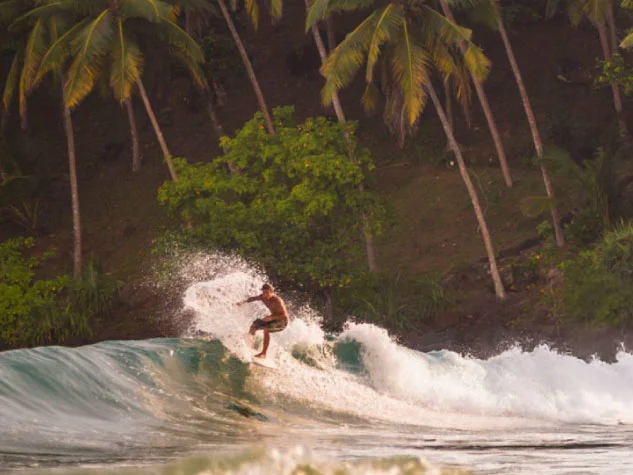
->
xmin=251 ymin=316 xmax=288 ymax=333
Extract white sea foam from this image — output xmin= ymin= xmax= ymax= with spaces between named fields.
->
xmin=180 ymin=252 xmax=633 ymax=428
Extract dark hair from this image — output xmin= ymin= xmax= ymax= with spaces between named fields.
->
xmin=261 ymin=283 xmax=274 ymax=292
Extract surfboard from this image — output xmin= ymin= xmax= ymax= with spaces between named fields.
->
xmin=250 ymin=356 xmax=277 ymax=370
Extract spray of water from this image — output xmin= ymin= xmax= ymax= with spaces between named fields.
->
xmin=176 ymin=252 xmax=633 ymax=427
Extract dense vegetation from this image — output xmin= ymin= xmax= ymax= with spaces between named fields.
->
xmin=3 ymin=0 xmax=633 ymax=350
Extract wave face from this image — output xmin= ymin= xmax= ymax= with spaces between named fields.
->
xmin=2 ymin=253 xmax=633 ymax=474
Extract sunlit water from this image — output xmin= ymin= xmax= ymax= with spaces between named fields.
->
xmin=1 ymin=253 xmax=633 ymax=474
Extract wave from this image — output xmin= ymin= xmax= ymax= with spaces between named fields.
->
xmin=2 ymin=252 xmax=633 ymax=472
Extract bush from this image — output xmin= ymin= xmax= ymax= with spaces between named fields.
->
xmin=559 ymin=223 xmax=633 ymax=325
xmin=0 ymin=238 xmax=71 ymax=348
xmin=158 ymin=106 xmax=385 ymax=293
xmin=67 ymin=259 xmax=122 ymax=319
xmin=333 ymin=273 xmax=451 ymax=332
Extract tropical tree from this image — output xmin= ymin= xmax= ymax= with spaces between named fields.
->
xmin=34 ymin=0 xmax=207 ymax=181
xmin=448 ymin=0 xmax=565 ymax=247
xmin=312 ymin=0 xmax=506 ymax=298
xmin=436 ymin=0 xmax=513 ymax=188
xmin=2 ymin=0 xmax=84 ymax=278
xmin=304 ymin=0 xmax=377 ymax=271
xmin=548 ymin=0 xmax=629 ymax=139
xmin=216 ymin=0 xmax=278 ymax=134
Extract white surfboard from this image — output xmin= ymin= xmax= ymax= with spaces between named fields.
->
xmin=250 ymin=356 xmax=277 ymax=370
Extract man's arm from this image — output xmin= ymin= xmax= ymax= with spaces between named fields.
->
xmin=236 ymin=294 xmax=263 ymax=306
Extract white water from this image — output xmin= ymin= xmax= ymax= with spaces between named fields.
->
xmin=176 ymin=252 xmax=633 ymax=474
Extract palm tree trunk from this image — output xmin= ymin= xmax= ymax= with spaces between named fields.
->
xmin=217 ymin=0 xmax=275 ymax=135
xmin=126 ymin=100 xmax=141 ymax=172
xmin=607 ymin=2 xmax=619 ymax=54
xmin=326 ymin=17 xmax=337 ymax=53
xmin=427 ymin=82 xmax=506 ymax=300
xmin=136 ymin=79 xmax=178 ymax=181
xmin=60 ymin=75 xmax=82 ymax=279
xmin=597 ymin=21 xmax=629 ymax=139
xmin=307 ymin=3 xmax=377 ymax=272
xmin=440 ymin=0 xmax=512 ymax=188
xmin=496 ymin=14 xmax=565 ymax=247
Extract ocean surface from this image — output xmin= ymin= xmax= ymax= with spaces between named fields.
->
xmin=2 ymin=254 xmax=633 ymax=474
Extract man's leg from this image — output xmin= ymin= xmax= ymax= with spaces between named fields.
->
xmin=254 ymin=329 xmax=270 ymax=358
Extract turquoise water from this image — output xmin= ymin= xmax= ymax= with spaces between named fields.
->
xmin=2 ymin=256 xmax=633 ymax=474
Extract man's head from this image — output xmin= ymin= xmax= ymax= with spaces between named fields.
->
xmin=261 ymin=283 xmax=274 ymax=297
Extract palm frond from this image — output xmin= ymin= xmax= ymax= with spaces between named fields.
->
xmin=2 ymin=50 xmax=21 ymax=110
xmin=9 ymin=1 xmax=67 ymax=32
xmin=245 ymin=0 xmax=259 ymax=29
xmin=360 ymin=81 xmax=379 ymax=112
xmin=0 ymin=0 xmax=22 ymax=27
xmin=321 ymin=9 xmax=381 ymax=105
xmin=621 ymin=31 xmax=633 ymax=48
xmin=152 ymin=16 xmax=205 ymax=63
xmin=19 ymin=17 xmax=47 ymax=106
xmin=120 ymin=0 xmax=173 ymax=23
xmin=306 ymin=0 xmax=330 ymax=31
xmin=366 ymin=3 xmax=404 ymax=83
xmin=65 ymin=10 xmax=114 ymax=108
xmin=109 ymin=19 xmax=143 ymax=103
xmin=34 ymin=18 xmax=88 ymax=85
xmin=270 ymin=0 xmax=283 ymax=21
xmin=419 ymin=4 xmax=473 ymax=47
xmin=390 ymin=21 xmax=428 ymax=125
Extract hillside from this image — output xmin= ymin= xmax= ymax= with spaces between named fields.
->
xmin=2 ymin=4 xmax=633 ymax=359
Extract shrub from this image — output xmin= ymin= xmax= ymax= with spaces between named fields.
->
xmin=158 ymin=106 xmax=385 ymax=293
xmin=0 ymin=238 xmax=71 ymax=348
xmin=559 ymin=223 xmax=633 ymax=325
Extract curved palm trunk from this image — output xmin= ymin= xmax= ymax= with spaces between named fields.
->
xmin=60 ymin=75 xmax=82 ymax=279
xmin=440 ymin=0 xmax=512 ymax=188
xmin=427 ymin=82 xmax=506 ymax=300
xmin=136 ymin=79 xmax=178 ymax=181
xmin=597 ymin=20 xmax=629 ymax=139
xmin=496 ymin=15 xmax=565 ymax=247
xmin=217 ymin=0 xmax=275 ymax=135
xmin=307 ymin=3 xmax=377 ymax=272
xmin=125 ymin=100 xmax=141 ymax=172
xmin=607 ymin=3 xmax=619 ymax=55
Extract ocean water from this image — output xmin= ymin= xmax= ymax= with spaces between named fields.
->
xmin=1 ymin=254 xmax=633 ymax=474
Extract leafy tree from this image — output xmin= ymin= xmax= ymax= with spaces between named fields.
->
xmin=34 ymin=0 xmax=207 ymax=180
xmin=311 ymin=0 xmax=506 ymax=298
xmin=158 ymin=106 xmax=385 ymax=291
xmin=448 ymin=0 xmax=565 ymax=247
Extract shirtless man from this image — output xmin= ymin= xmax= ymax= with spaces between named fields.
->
xmin=236 ymin=283 xmax=289 ymax=359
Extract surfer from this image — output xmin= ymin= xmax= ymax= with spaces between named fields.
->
xmin=236 ymin=283 xmax=289 ymax=359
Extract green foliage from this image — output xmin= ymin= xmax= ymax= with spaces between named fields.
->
xmin=340 ymin=272 xmax=451 ymax=331
xmin=558 ymin=223 xmax=633 ymax=325
xmin=540 ymin=147 xmax=616 ymax=232
xmin=200 ymin=35 xmax=245 ymax=81
xmin=0 ymin=238 xmax=72 ymax=348
xmin=596 ymin=54 xmax=633 ymax=95
xmin=158 ymin=106 xmax=385 ymax=291
xmin=67 ymin=259 xmax=122 ymax=319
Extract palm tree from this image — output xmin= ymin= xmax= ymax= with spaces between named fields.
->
xmin=216 ymin=0 xmax=277 ymax=134
xmin=548 ymin=0 xmax=629 ymax=139
xmin=35 ymin=0 xmax=207 ymax=181
xmin=447 ymin=0 xmax=565 ymax=247
xmin=2 ymin=0 xmax=84 ymax=278
xmin=304 ymin=0 xmax=377 ymax=272
xmin=437 ymin=0 xmax=513 ymax=188
xmin=314 ymin=0 xmax=506 ymax=298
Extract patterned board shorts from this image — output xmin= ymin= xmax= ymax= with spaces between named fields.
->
xmin=251 ymin=316 xmax=288 ymax=333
